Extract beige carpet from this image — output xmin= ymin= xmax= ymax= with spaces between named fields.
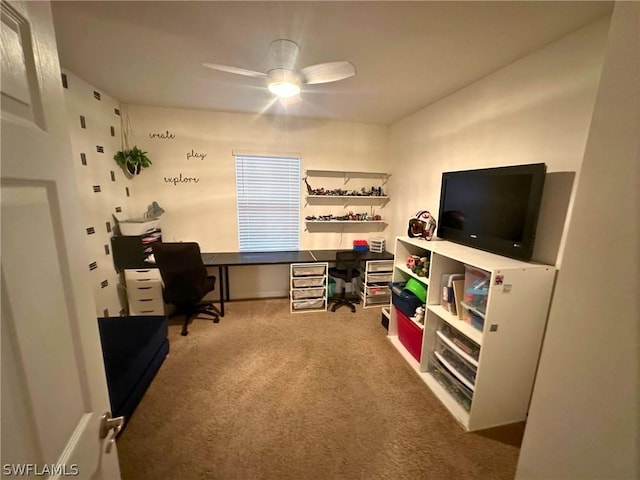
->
xmin=117 ymin=298 xmax=523 ymax=480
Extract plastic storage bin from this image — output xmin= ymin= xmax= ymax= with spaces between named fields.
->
xmin=292 ymin=265 xmax=326 ymax=277
xmin=367 ymin=272 xmax=393 ymax=284
xmin=291 ymin=287 xmax=325 ymax=299
xmin=368 ymin=262 xmax=393 ymax=272
xmin=370 ymin=238 xmax=385 ymax=253
xmin=461 ymin=303 xmax=485 ymax=332
xmin=427 ymin=354 xmax=473 ymax=411
xmin=434 ymin=335 xmax=478 ymax=389
xmin=439 ymin=323 xmax=481 ymax=362
xmin=292 ymin=276 xmax=325 ymax=288
xmin=292 ymin=298 xmax=325 ymax=310
xmin=391 ymin=282 xmax=424 ymax=319
xmin=366 ymin=285 xmax=390 ymax=296
xmin=463 ymin=265 xmax=490 ymax=314
xmin=397 ymin=310 xmax=423 ymax=362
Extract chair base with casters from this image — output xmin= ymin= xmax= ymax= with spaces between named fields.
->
xmin=328 ymin=280 xmax=361 ymax=313
xmin=328 ymin=250 xmax=362 ymax=313
xmin=170 ymin=275 xmax=219 ymax=336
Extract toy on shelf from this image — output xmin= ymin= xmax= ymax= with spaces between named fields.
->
xmin=304 ymin=177 xmax=385 ymax=197
xmin=405 ymin=255 xmax=429 ymax=277
xmin=412 ymin=305 xmax=425 ymax=325
xmin=407 ymin=210 xmax=437 ymax=240
xmin=306 ymin=211 xmax=383 ymax=222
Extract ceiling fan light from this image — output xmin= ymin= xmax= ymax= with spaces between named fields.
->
xmin=267 ymin=68 xmax=301 ymax=98
xmin=268 ymin=81 xmax=300 ymax=98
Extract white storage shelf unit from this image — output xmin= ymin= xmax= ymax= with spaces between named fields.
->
xmin=290 ymin=262 xmax=328 ymax=313
xmin=389 ymin=237 xmax=556 ymax=431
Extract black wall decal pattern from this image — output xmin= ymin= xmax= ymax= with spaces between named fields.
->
xmin=64 ymin=70 xmax=129 ymax=318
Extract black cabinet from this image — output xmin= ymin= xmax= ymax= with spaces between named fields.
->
xmin=111 ymin=229 xmax=161 ymax=271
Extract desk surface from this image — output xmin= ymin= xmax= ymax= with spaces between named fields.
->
xmin=201 ymin=249 xmax=393 ymax=266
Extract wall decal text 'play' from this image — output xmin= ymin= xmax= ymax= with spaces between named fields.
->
xmin=187 ymin=150 xmax=207 ymax=160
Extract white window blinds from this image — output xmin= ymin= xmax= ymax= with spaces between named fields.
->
xmin=235 ymin=154 xmax=301 ymax=252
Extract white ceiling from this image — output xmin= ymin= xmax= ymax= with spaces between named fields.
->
xmin=51 ymin=1 xmax=612 ymax=126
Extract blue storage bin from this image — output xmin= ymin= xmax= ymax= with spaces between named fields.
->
xmin=391 ymin=282 xmax=424 ymax=319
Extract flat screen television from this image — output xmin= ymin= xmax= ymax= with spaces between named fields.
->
xmin=437 ymin=163 xmax=546 ymax=261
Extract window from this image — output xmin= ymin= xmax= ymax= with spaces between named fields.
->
xmin=235 ymin=154 xmax=301 ymax=252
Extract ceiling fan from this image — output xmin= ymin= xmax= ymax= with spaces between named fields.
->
xmin=203 ymin=39 xmax=356 ymax=98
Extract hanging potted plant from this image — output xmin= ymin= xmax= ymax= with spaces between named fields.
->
xmin=113 ymin=146 xmax=152 ymax=176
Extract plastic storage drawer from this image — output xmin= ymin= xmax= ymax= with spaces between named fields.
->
xmin=291 ymin=287 xmax=325 ymax=299
xmin=292 ymin=265 xmax=326 ymax=276
xmin=292 ymin=298 xmax=325 ymax=310
xmin=434 ymin=335 xmax=477 ymax=389
xmin=439 ymin=323 xmax=481 ymax=361
xmin=427 ymin=354 xmax=473 ymax=411
xmin=396 ymin=310 xmax=423 ymax=362
xmin=368 ymin=262 xmax=393 ymax=272
xmin=292 ymin=276 xmax=324 ymax=288
xmin=461 ymin=303 xmax=485 ymax=332
xmin=367 ymin=272 xmax=393 ymax=283
xmin=463 ymin=265 xmax=490 ymax=314
xmin=366 ymin=285 xmax=390 ymax=296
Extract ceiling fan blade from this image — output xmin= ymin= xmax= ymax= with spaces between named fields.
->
xmin=300 ymin=61 xmax=356 ymax=85
xmin=202 ymin=63 xmax=267 ymax=79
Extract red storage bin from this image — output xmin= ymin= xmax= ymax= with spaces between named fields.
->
xmin=396 ymin=309 xmax=423 ymax=362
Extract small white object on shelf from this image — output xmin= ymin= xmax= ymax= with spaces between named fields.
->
xmin=370 ymin=237 xmax=386 ymax=253
xmin=118 ymin=219 xmax=160 ymax=236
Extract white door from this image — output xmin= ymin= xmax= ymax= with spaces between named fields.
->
xmin=1 ymin=1 xmax=121 ymax=478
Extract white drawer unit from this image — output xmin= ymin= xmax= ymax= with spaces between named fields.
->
xmin=359 ymin=259 xmax=393 ymax=308
xmin=124 ymin=268 xmax=165 ymax=316
xmin=290 ymin=262 xmax=328 ymax=313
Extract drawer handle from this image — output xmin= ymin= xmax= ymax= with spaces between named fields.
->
xmin=139 ymin=298 xmax=154 ymax=302
xmin=137 ymin=287 xmax=153 ymax=290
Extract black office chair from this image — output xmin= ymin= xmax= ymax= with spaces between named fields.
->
xmin=328 ymin=250 xmax=362 ymax=313
xmin=152 ymin=242 xmax=219 ymax=336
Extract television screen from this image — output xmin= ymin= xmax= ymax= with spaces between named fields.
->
xmin=437 ymin=163 xmax=546 ymax=261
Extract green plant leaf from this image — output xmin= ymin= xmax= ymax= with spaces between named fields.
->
xmin=113 ymin=145 xmax=152 ymax=173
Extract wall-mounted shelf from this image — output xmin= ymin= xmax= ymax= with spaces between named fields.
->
xmin=303 ymin=170 xmax=391 ymax=230
xmin=304 ymin=220 xmax=387 ymax=233
xmin=305 ymin=220 xmax=386 ymax=224
xmin=306 ymin=195 xmax=389 ymax=200
xmin=306 ymin=170 xmax=391 ymax=182
xmin=305 ymin=195 xmax=389 ymax=207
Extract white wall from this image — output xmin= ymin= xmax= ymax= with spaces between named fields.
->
xmin=121 ymin=106 xmax=388 ymax=298
xmin=62 ymin=70 xmax=134 ymax=316
xmin=387 ymin=17 xmax=610 ymax=266
xmin=516 ymin=2 xmax=639 ymax=478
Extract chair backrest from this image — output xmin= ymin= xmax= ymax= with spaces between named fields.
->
xmin=152 ymin=242 xmax=208 ymax=305
xmin=333 ymin=250 xmax=362 ymax=279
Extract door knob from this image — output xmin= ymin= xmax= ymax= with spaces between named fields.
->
xmin=99 ymin=412 xmax=125 ymax=453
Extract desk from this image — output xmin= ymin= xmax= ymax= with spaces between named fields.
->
xmin=201 ymin=249 xmax=394 ymax=316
